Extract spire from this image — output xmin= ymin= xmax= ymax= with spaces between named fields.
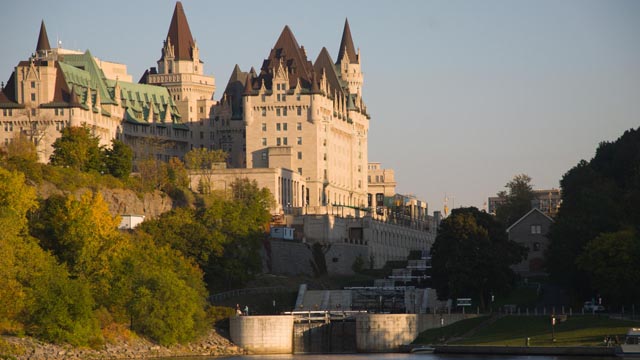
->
xmin=36 ymin=20 xmax=51 ymax=53
xmin=244 ymin=75 xmax=253 ymax=95
xmin=337 ymin=18 xmax=358 ymax=65
xmin=164 ymin=1 xmax=195 ymax=61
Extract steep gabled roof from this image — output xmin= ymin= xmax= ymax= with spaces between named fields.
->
xmin=36 ymin=20 xmax=51 ymax=53
xmin=164 ymin=1 xmax=195 ymax=61
xmin=257 ymin=25 xmax=314 ymax=90
xmin=314 ymin=47 xmax=346 ymax=97
xmin=223 ymin=64 xmax=249 ymax=119
xmin=0 ymin=73 xmax=23 ymax=108
xmin=336 ymin=18 xmax=358 ymax=65
xmin=506 ymin=208 xmax=554 ymax=233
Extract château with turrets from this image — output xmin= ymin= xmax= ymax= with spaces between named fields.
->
xmin=0 ymin=2 xmax=439 ymax=272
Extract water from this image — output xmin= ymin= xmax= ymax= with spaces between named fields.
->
xmin=159 ymin=355 xmax=616 ymax=360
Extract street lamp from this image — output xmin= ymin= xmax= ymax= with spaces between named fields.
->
xmin=551 ymin=314 xmax=556 ymax=342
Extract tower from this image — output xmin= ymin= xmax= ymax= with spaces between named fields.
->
xmin=336 ymin=19 xmax=363 ymax=98
xmin=145 ymin=1 xmax=216 ymax=150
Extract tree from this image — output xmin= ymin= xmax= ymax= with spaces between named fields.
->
xmin=547 ymin=127 xmax=640 ymax=303
xmin=50 ymin=126 xmax=104 ymax=172
xmin=495 ymin=174 xmax=535 ymax=227
xmin=576 ymin=229 xmax=640 ymax=305
xmin=104 ymin=139 xmax=132 ymax=179
xmin=430 ymin=207 xmax=526 ymax=309
xmin=184 ymin=148 xmax=227 ymax=193
xmin=108 ymin=233 xmax=207 ymax=345
xmin=30 ymin=191 xmax=123 ymax=301
xmin=3 ymin=132 xmax=38 ymax=163
xmin=138 ymin=179 xmax=273 ymax=291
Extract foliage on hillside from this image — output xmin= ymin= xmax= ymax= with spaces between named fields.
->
xmin=546 ymin=127 xmax=640 ymax=305
xmin=0 ymin=134 xmax=274 ymax=347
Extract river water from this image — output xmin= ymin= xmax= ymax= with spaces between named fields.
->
xmin=160 ymin=354 xmax=617 ymax=360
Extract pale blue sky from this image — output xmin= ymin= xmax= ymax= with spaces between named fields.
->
xmin=2 ymin=0 xmax=639 ymax=211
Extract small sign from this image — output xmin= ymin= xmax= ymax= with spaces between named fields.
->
xmin=457 ymin=298 xmax=472 ymax=307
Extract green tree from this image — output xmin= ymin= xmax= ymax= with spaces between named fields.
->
xmin=104 ymin=139 xmax=132 ymax=179
xmin=50 ymin=126 xmax=104 ymax=172
xmin=30 ymin=192 xmax=123 ymax=301
xmin=495 ymin=174 xmax=535 ymax=227
xmin=184 ymin=148 xmax=227 ymax=194
xmin=546 ymin=127 xmax=640 ymax=303
xmin=108 ymin=234 xmax=207 ymax=345
xmin=431 ymin=207 xmax=526 ymax=309
xmin=139 ymin=179 xmax=272 ymax=291
xmin=576 ymin=229 xmax=640 ymax=305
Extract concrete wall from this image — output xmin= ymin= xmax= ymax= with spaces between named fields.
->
xmin=230 ymin=315 xmax=294 ymax=354
xmin=268 ymin=239 xmax=367 ymax=276
xmin=355 ymin=313 xmax=474 ymax=352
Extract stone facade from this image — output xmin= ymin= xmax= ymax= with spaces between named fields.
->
xmin=144 ymin=1 xmax=217 ymax=151
xmin=0 ymin=22 xmax=189 ymax=163
xmin=507 ymin=208 xmax=554 ymax=276
xmin=213 ymin=21 xmax=369 ymax=208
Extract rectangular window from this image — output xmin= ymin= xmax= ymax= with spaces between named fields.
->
xmin=298 ymin=168 xmax=302 ymax=175
xmin=297 ymin=122 xmax=302 ymax=130
xmin=276 ymin=108 xmax=281 ymax=116
xmin=276 ymin=84 xmax=281 ymax=90
xmin=297 ymin=151 xmax=302 ymax=159
xmin=276 ymin=137 xmax=281 ymax=146
xmin=282 ymin=95 xmax=286 ymax=101
xmin=262 ymin=94 xmax=266 ymax=102
xmin=277 ymin=94 xmax=281 ymax=101
xmin=262 ymin=138 xmax=267 ymax=146
xmin=297 ymin=107 xmax=302 ymax=116
xmin=31 ymin=109 xmax=36 ymax=116
xmin=262 ymin=123 xmax=267 ymax=131
xmin=31 ymin=81 xmax=36 ymax=88
xmin=261 ymin=151 xmax=267 ymax=160
xmin=283 ymin=137 xmax=288 ymax=145
xmin=297 ymin=94 xmax=301 ymax=101
xmin=276 ymin=123 xmax=281 ymax=131
xmin=297 ymin=137 xmax=302 ymax=145
xmin=262 ymin=108 xmax=266 ymax=116
xmin=60 ymin=108 xmax=64 ymax=115
xmin=283 ymin=123 xmax=288 ymax=131
xmin=530 ymin=225 xmax=541 ymax=234
xmin=55 ymin=109 xmax=59 ymax=116
xmin=31 ymin=93 xmax=36 ymax=101
xmin=283 ymin=107 xmax=288 ymax=116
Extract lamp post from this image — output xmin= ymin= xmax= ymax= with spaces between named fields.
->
xmin=551 ymin=314 xmax=556 ymax=342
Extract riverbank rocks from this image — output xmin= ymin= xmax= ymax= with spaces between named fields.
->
xmin=1 ymin=329 xmax=245 ymax=360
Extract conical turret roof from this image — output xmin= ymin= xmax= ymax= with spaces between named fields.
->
xmin=337 ymin=18 xmax=358 ymax=64
xmin=164 ymin=2 xmax=195 ymax=61
xmin=36 ymin=20 xmax=51 ymax=53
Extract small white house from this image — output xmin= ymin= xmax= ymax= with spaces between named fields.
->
xmin=119 ymin=214 xmax=145 ymax=230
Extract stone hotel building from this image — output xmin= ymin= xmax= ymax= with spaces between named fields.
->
xmin=0 ymin=2 xmax=439 ymax=272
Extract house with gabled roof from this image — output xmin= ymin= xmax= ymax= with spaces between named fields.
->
xmin=507 ymin=208 xmax=554 ymax=277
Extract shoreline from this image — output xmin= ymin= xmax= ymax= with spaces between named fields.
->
xmin=1 ymin=329 xmax=246 ymax=360
xmin=432 ymin=345 xmax=618 ymax=356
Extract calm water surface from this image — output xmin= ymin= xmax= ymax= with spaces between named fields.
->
xmin=160 ymin=354 xmax=618 ymax=360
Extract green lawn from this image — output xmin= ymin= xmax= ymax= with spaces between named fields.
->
xmin=414 ymin=315 xmax=639 ymax=347
xmin=412 ymin=316 xmax=489 ymax=344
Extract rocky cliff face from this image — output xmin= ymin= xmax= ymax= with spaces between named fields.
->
xmin=99 ymin=188 xmax=173 ymax=219
xmin=36 ymin=181 xmax=174 ymax=220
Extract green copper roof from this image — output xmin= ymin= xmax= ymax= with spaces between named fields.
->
xmin=59 ymin=51 xmax=116 ymax=105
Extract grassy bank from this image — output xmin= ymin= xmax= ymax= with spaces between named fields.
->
xmin=414 ymin=315 xmax=639 ymax=346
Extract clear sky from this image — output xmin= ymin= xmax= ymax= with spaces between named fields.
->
xmin=1 ymin=0 xmax=639 ymax=212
